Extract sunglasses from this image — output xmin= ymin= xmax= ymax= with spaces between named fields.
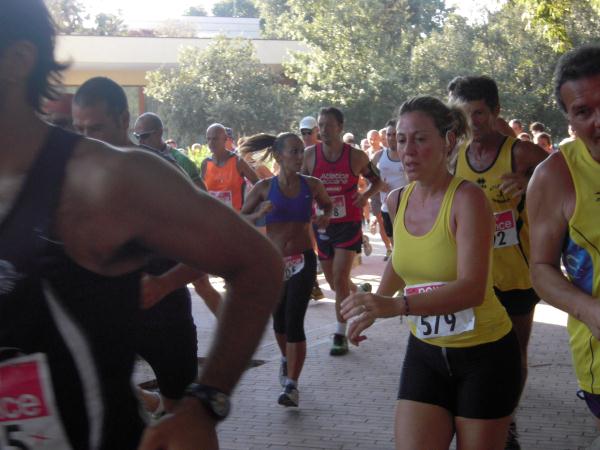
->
xmin=133 ymin=129 xmax=158 ymax=140
xmin=300 ymin=129 xmax=314 ymax=136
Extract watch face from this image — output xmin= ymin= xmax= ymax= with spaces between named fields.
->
xmin=211 ymin=392 xmax=230 ymax=418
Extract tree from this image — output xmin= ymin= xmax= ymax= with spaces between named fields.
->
xmin=253 ymin=0 xmax=451 ymax=137
xmin=45 ymin=0 xmax=87 ymax=34
xmin=184 ymin=5 xmax=208 ymax=16
xmin=213 ymin=0 xmax=260 ymax=18
xmin=93 ymin=12 xmax=127 ymax=36
xmin=515 ymin=0 xmax=600 ymax=51
xmin=145 ymin=37 xmax=300 ymax=145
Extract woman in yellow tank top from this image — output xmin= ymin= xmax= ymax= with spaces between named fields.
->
xmin=341 ymin=96 xmax=520 ymax=450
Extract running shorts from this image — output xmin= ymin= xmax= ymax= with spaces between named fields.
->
xmin=398 ymin=330 xmax=521 ymax=419
xmin=381 ymin=211 xmax=393 ymax=238
xmin=314 ymin=221 xmax=362 ymax=260
xmin=494 ymin=287 xmax=540 ymax=316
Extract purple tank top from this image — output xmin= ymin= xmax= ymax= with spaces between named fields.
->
xmin=265 ymin=176 xmax=313 ymax=224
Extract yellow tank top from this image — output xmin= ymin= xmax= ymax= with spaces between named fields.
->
xmin=455 ymin=137 xmax=532 ymax=291
xmin=392 ymin=176 xmax=512 ymax=348
xmin=561 ymin=138 xmax=600 ymax=392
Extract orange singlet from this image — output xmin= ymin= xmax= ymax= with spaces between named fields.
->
xmin=204 ymin=154 xmax=245 ymax=211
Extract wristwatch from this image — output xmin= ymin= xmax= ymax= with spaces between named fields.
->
xmin=185 ymin=383 xmax=231 ymax=421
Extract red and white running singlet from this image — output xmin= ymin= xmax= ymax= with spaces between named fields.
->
xmin=312 ymin=143 xmax=361 ymax=223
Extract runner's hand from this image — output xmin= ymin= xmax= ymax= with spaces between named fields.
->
xmin=138 ymin=398 xmax=218 ymax=450
xmin=257 ymin=200 xmax=273 ymax=216
xmin=341 ymin=292 xmax=402 ymax=345
xmin=500 ymin=173 xmax=528 ymax=198
xmin=141 ymin=274 xmax=168 ymax=309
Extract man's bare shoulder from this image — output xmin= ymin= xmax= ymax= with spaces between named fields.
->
xmin=349 ymin=146 xmax=369 ymax=162
xmin=65 ymin=138 xmax=181 ymax=205
xmin=513 ymin=139 xmax=548 ymax=168
xmin=531 ymin=151 xmax=570 ymax=186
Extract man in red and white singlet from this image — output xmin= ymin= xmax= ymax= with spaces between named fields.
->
xmin=302 ymin=106 xmax=382 ymax=356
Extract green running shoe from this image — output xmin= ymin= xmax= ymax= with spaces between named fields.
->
xmin=330 ymin=333 xmax=348 ymax=356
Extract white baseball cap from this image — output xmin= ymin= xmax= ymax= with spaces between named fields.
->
xmin=299 ymin=116 xmax=318 ymax=131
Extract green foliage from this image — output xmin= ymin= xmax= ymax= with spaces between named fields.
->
xmin=515 ymin=0 xmax=600 ymax=51
xmin=44 ymin=0 xmax=128 ymax=36
xmin=213 ymin=0 xmax=260 ymax=18
xmin=185 ymin=144 xmax=212 ymax=167
xmin=45 ymin=0 xmax=87 ymax=34
xmin=253 ymin=0 xmax=450 ymax=137
xmin=93 ymin=12 xmax=127 ymax=36
xmin=145 ymin=37 xmax=300 ymax=146
xmin=184 ymin=5 xmax=208 ymax=16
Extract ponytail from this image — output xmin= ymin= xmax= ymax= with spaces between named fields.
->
xmin=239 ymin=132 xmax=299 ymax=162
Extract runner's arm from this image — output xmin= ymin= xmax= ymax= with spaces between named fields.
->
xmin=68 ymin=148 xmax=283 ymax=448
xmin=500 ymin=140 xmax=548 ymax=197
xmin=237 ymin=157 xmax=259 ymax=184
xmin=141 ymin=265 xmax=205 ymax=309
xmin=354 ymin=149 xmax=382 ymax=206
xmin=240 ymin=179 xmax=272 ymax=223
xmin=307 ymin=176 xmax=333 ymax=229
xmin=527 ymin=155 xmax=600 ymax=337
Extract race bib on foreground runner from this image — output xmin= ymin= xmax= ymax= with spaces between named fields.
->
xmin=493 ymin=210 xmax=519 ymax=248
xmin=209 ymin=190 xmax=233 ymax=207
xmin=330 ymin=196 xmax=347 ymax=219
xmin=404 ymin=282 xmax=475 ymax=339
xmin=283 ymin=254 xmax=305 ymax=281
xmin=0 ymin=353 xmax=71 ymax=449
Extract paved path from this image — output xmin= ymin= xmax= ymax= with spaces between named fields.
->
xmin=135 ymin=230 xmax=598 ymax=449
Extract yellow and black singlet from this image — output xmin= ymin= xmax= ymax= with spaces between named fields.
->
xmin=392 ymin=176 xmax=512 ymax=348
xmin=455 ymin=137 xmax=532 ymax=292
xmin=561 ymin=138 xmax=600 ymax=393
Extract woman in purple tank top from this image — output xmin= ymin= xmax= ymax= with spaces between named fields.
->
xmin=241 ymin=133 xmax=332 ymax=407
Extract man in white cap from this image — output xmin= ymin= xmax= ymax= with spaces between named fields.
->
xmin=300 ymin=116 xmax=319 ymax=148
xmin=298 ymin=116 xmax=326 ymax=301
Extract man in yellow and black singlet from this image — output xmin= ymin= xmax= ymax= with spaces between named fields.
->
xmin=448 ymin=75 xmax=547 ymax=449
xmin=528 ymin=45 xmax=600 ymax=441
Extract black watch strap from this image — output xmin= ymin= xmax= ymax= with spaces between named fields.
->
xmin=184 ymin=383 xmax=230 ymax=421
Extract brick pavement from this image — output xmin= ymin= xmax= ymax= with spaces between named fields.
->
xmin=134 ymin=231 xmax=599 ymax=449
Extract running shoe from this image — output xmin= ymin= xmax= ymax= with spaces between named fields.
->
xmin=330 ymin=333 xmax=348 ymax=356
xmin=505 ymin=421 xmax=521 ymax=450
xmin=311 ymin=284 xmax=325 ymax=300
xmin=362 ymin=235 xmax=372 ymax=256
xmin=383 ymin=249 xmax=392 ymax=262
xmin=358 ymin=282 xmax=372 ymax=293
xmin=279 ymin=359 xmax=288 ymax=387
xmin=278 ymin=383 xmax=299 ymax=407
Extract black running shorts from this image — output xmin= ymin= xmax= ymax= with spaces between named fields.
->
xmin=494 ymin=287 xmax=540 ymax=316
xmin=314 ymin=221 xmax=362 ymax=260
xmin=398 ymin=331 xmax=521 ymax=419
